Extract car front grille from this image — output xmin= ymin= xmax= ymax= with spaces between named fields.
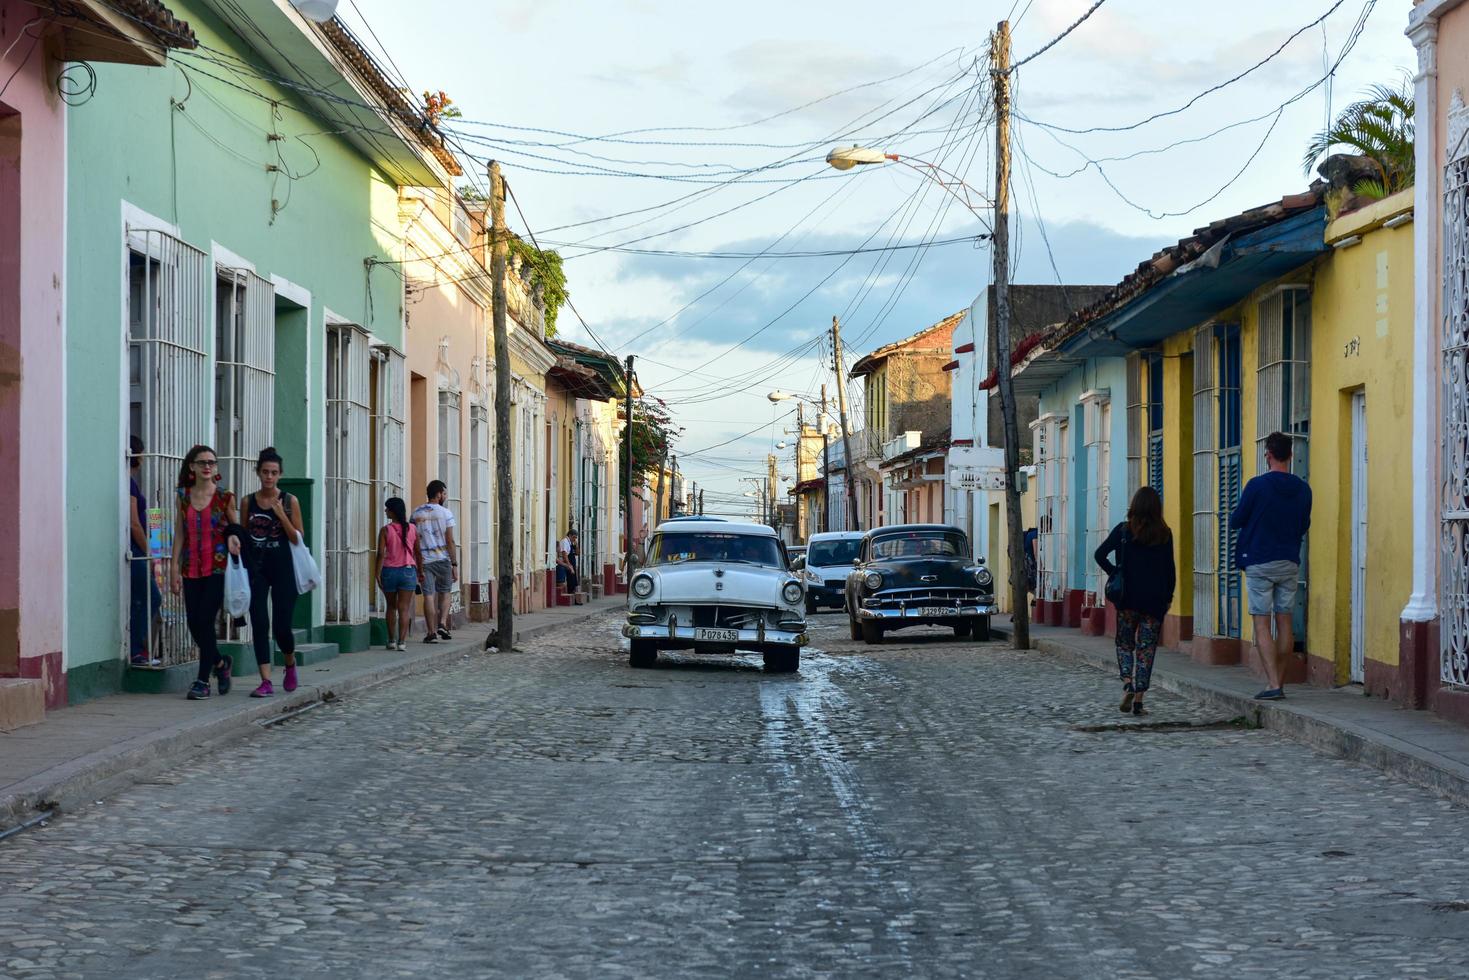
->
xmin=866 ymin=587 xmax=989 ymax=610
xmin=689 ymin=606 xmax=767 ymax=629
xmin=823 ymin=580 xmax=844 ymax=589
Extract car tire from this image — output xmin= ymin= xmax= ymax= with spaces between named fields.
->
xmin=953 ymin=620 xmax=972 ymax=638
xmin=628 ymin=640 xmax=658 ymax=669
xmin=973 ymin=617 xmax=991 ymax=642
xmin=763 ymin=648 xmax=799 ymax=673
xmin=805 ymin=595 xmax=817 ymax=616
xmin=848 ymin=616 xmax=862 ymax=641
xmin=860 ymin=620 xmax=883 ymax=645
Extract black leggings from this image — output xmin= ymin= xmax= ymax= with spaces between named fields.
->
xmin=183 ymin=575 xmax=224 ymax=683
xmin=249 ymin=561 xmax=298 ymax=667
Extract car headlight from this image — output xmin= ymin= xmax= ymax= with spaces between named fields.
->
xmin=631 ymin=574 xmax=655 ymax=599
xmin=863 ymin=571 xmax=882 ymax=590
xmin=804 ymin=569 xmax=820 ymax=584
xmin=975 ymin=567 xmax=993 ymax=588
xmin=782 ymin=581 xmax=804 ymax=604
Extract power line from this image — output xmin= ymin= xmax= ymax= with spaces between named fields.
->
xmin=1010 ymin=0 xmax=1109 ymax=72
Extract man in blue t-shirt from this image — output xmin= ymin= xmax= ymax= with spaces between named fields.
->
xmin=1230 ymin=431 xmax=1312 ymax=701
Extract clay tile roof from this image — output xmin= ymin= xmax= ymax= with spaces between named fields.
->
xmin=849 ymin=309 xmax=966 ymax=378
xmin=976 ymin=185 xmax=1326 ymax=390
xmin=103 ymin=0 xmax=198 ymax=48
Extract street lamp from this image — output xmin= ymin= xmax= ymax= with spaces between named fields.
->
xmin=826 ymin=143 xmax=1024 ymax=650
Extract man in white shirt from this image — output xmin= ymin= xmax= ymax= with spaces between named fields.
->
xmin=556 ymin=529 xmax=580 ymax=595
xmin=412 ymin=480 xmax=458 ymax=643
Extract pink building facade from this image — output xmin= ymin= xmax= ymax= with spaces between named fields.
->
xmin=0 ymin=1 xmax=191 ymax=716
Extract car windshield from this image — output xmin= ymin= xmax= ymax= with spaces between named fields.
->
xmin=808 ymin=538 xmax=862 ymax=566
xmin=647 ymin=532 xmax=787 ymax=568
xmin=870 ymin=530 xmax=967 ymax=560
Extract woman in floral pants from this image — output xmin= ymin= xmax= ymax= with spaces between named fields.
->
xmin=1095 ymin=487 xmax=1176 ymax=715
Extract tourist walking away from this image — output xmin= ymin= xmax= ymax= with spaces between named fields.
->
xmin=412 ymin=480 xmax=458 ymax=643
xmin=1095 ymin=486 xmax=1176 ymax=716
xmin=1231 ymin=431 xmax=1313 ymax=701
xmin=374 ymin=497 xmax=419 ymax=650
xmin=170 ymin=445 xmax=242 ymax=701
xmin=128 ymin=436 xmax=161 ymax=666
xmin=243 ymin=448 xmax=304 ymax=698
xmin=557 ymin=528 xmax=580 ymax=595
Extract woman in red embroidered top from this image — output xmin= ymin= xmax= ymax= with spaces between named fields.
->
xmin=170 ymin=445 xmax=242 ymax=701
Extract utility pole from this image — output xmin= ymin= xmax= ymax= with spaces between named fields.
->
xmin=795 ymin=401 xmax=805 ymax=542
xmin=992 ymin=21 xmax=1028 ymax=651
xmin=820 ymin=384 xmax=831 ymax=533
xmin=654 ymin=444 xmax=668 ymax=526
xmin=830 ymin=316 xmax=861 ymax=532
xmin=622 ymin=355 xmax=635 ymax=587
xmin=670 ymin=454 xmax=679 ymax=515
xmin=766 ymin=453 xmax=777 ymax=530
xmin=698 ymin=488 xmax=704 ymax=516
xmin=489 ymin=161 xmax=514 ymax=650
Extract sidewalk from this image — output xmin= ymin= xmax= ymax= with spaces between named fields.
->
xmin=0 ymin=597 xmax=623 ymax=832
xmin=995 ymin=615 xmax=1469 ymax=807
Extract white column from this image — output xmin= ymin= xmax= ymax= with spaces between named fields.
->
xmin=1403 ymin=12 xmax=1440 ymax=624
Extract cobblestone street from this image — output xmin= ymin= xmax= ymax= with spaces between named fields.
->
xmin=5 ymin=610 xmax=1469 ymax=979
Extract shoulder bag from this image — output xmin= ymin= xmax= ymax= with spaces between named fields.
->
xmin=1104 ymin=528 xmax=1128 ymax=605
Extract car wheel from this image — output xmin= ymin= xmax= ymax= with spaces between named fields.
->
xmin=805 ymin=595 xmax=817 ymax=616
xmin=953 ymin=620 xmax=972 ymax=638
xmin=860 ymin=620 xmax=883 ymax=645
xmin=628 ymin=640 xmax=658 ymax=669
xmin=973 ymin=617 xmax=991 ymax=642
xmin=848 ymin=615 xmax=862 ymax=641
xmin=763 ymin=647 xmax=799 ymax=673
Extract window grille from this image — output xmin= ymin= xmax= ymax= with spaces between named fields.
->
xmin=1125 ymin=354 xmax=1143 ymax=501
xmin=325 ymin=324 xmax=371 ymax=625
xmin=1032 ymin=414 xmax=1068 ymax=603
xmin=470 ymin=402 xmax=490 ymax=588
xmin=213 ymin=269 xmax=275 ymax=501
xmin=1082 ymin=393 xmax=1111 ymax=606
xmin=438 ymin=388 xmax=463 ymax=613
xmin=1218 ymin=324 xmax=1242 ymax=640
xmin=1257 ymin=287 xmax=1311 ymax=642
xmin=368 ymin=346 xmax=404 ymax=617
xmin=127 ymin=230 xmax=209 ymax=667
xmin=1192 ymin=325 xmax=1219 ymax=637
xmin=1442 ymin=118 xmax=1469 ymax=688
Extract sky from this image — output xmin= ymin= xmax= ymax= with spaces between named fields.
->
xmin=342 ymin=0 xmax=1411 ymax=518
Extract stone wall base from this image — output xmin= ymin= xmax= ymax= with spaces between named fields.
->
xmin=1161 ymin=614 xmax=1193 ymax=649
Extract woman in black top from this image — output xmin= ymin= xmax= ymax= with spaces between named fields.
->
xmin=244 ymin=448 xmax=305 ymax=698
xmin=1095 ymin=486 xmax=1176 ymax=715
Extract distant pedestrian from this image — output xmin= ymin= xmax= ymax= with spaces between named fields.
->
xmin=128 ymin=436 xmax=161 ymax=667
xmin=1095 ymin=486 xmax=1176 ymax=716
xmin=1231 ymin=431 xmax=1312 ymax=701
xmin=412 ymin=480 xmax=458 ymax=644
xmin=557 ymin=528 xmax=580 ymax=595
xmin=170 ymin=445 xmax=242 ymax=701
xmin=374 ymin=497 xmax=419 ymax=651
xmin=243 ymin=448 xmax=304 ymax=698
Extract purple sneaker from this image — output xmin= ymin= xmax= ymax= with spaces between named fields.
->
xmin=250 ymin=680 xmax=274 ymax=698
xmin=283 ymin=664 xmax=298 ymax=693
xmin=214 ymin=655 xmax=233 ymax=696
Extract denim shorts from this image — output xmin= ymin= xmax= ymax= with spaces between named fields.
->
xmin=1245 ymin=560 xmax=1299 ymax=616
xmin=379 ymin=565 xmax=417 ymax=593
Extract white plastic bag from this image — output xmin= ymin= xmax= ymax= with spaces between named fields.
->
xmin=290 ymin=538 xmax=322 ymax=595
xmin=224 ymin=555 xmax=252 ymax=619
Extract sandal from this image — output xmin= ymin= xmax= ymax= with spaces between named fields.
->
xmin=1120 ymin=688 xmax=1135 ymax=713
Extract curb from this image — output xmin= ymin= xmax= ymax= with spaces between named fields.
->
xmin=0 ymin=602 xmax=618 ymax=833
xmin=994 ymin=622 xmax=1469 ymax=808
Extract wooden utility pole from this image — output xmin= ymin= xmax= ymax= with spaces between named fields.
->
xmin=991 ymin=21 xmax=1029 ymax=651
xmin=830 ymin=316 xmax=861 ymax=532
xmin=654 ymin=444 xmax=667 ymax=526
xmin=489 ymin=161 xmax=515 ymax=650
xmin=795 ymin=401 xmax=805 ymax=541
xmin=766 ymin=453 xmax=776 ymax=528
xmin=622 ymin=355 xmax=634 ymax=585
xmin=820 ymin=384 xmax=831 ymax=533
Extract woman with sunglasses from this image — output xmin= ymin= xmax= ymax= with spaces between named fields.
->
xmin=170 ymin=445 xmax=242 ymax=701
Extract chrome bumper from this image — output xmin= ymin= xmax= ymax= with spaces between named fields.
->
xmin=622 ymin=623 xmax=808 ymax=646
xmin=856 ymin=604 xmax=997 ymax=621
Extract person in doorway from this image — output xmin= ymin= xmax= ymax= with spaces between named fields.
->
xmin=243 ymin=448 xmax=304 ymax=698
xmin=1095 ymin=486 xmax=1176 ymax=716
xmin=556 ymin=528 xmax=580 ymax=595
xmin=170 ymin=445 xmax=242 ymax=701
xmin=1231 ymin=431 xmax=1313 ymax=701
xmin=128 ymin=437 xmax=161 ymax=667
xmin=374 ymin=497 xmax=419 ymax=651
xmin=413 ymin=480 xmax=458 ymax=643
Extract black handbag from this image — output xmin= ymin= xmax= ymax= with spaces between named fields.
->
xmin=1104 ymin=529 xmax=1127 ymax=605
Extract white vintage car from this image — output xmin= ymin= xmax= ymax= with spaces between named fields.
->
xmin=622 ymin=520 xmax=808 ymax=672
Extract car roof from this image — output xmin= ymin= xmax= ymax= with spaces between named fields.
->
xmin=867 ymin=523 xmax=964 ymax=537
xmin=653 ymin=520 xmax=776 ymax=537
xmin=661 ymin=515 xmax=726 ymax=522
xmin=808 ymin=531 xmax=864 ymax=542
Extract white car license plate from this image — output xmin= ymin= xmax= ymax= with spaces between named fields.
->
xmin=914 ymin=606 xmax=953 ymax=617
xmin=694 ymin=628 xmax=740 ymax=642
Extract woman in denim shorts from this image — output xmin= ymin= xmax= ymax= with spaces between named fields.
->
xmin=373 ymin=497 xmax=420 ymax=651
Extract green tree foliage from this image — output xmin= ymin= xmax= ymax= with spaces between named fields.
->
xmin=1303 ymin=78 xmax=1415 ymax=200
xmin=509 ymin=238 xmax=569 ymax=337
xmin=623 ymin=398 xmax=677 ymax=503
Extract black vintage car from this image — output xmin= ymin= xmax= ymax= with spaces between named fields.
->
xmin=844 ymin=524 xmax=997 ymax=644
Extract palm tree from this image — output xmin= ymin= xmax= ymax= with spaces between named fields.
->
xmin=1303 ymin=78 xmax=1415 ymax=200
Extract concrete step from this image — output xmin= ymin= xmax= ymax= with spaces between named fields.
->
xmin=0 ymin=678 xmax=45 ymax=732
xmin=277 ymin=642 xmax=338 ymax=667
